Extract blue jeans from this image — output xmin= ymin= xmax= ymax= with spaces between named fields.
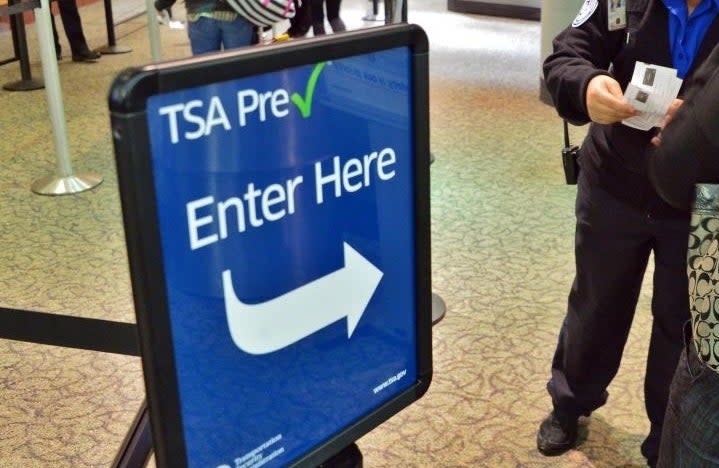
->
xmin=187 ymin=16 xmax=254 ymax=55
xmin=658 ymin=342 xmax=719 ymax=467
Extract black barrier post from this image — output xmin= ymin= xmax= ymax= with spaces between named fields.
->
xmin=7 ymin=7 xmax=21 ymax=61
xmin=384 ymin=2 xmax=445 ymax=326
xmin=429 ymin=152 xmax=446 ymax=326
xmin=3 ymin=0 xmax=44 ymax=91
xmin=96 ymin=0 xmax=132 ymax=55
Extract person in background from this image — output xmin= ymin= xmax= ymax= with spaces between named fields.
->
xmin=311 ymin=0 xmax=344 ymax=36
xmin=285 ymin=0 xmax=311 ymax=38
xmin=539 ymin=0 xmax=719 ymax=465
xmin=649 ymin=43 xmax=719 ymax=468
xmin=51 ymin=0 xmax=101 ymax=63
xmin=155 ymin=0 xmax=254 ymax=55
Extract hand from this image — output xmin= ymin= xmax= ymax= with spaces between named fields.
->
xmin=651 ymin=98 xmax=683 ymax=146
xmin=586 ymin=75 xmax=639 ymax=124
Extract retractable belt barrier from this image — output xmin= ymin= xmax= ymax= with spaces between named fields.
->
xmin=0 ymin=306 xmax=140 ymax=355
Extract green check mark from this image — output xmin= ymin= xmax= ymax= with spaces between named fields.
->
xmin=291 ymin=61 xmax=328 ymax=118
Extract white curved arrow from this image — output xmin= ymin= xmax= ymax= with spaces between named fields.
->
xmin=222 ymin=242 xmax=383 ymax=355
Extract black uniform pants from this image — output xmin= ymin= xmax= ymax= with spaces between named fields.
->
xmin=547 ymin=173 xmax=689 ymax=463
xmin=51 ymin=0 xmax=90 ymax=56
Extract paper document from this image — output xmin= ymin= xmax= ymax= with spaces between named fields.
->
xmin=622 ymin=62 xmax=682 ymax=131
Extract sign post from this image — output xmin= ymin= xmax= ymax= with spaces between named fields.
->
xmin=110 ymin=24 xmax=432 ymax=468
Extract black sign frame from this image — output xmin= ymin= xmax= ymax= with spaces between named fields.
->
xmin=109 ymin=23 xmax=432 ymax=468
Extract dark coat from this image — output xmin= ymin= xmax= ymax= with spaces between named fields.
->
xmin=650 ymin=44 xmax=719 ymax=210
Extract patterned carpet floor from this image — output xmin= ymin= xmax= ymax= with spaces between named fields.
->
xmin=0 ymin=0 xmax=656 ymax=466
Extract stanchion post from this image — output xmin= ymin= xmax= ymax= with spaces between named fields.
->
xmin=146 ymin=0 xmax=162 ymax=62
xmin=428 ymin=152 xmax=446 ymax=325
xmin=96 ymin=0 xmax=132 ymax=55
xmin=3 ymin=0 xmax=43 ymax=91
xmin=432 ymin=292 xmax=446 ymax=325
xmin=30 ymin=0 xmax=103 ymax=196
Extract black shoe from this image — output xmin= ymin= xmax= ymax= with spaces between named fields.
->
xmin=537 ymin=411 xmax=578 ymax=456
xmin=72 ymin=49 xmax=101 ymax=63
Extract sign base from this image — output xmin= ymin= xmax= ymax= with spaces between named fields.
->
xmin=432 ymin=293 xmax=446 ymax=325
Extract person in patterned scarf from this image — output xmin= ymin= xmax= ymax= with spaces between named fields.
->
xmin=650 ymin=43 xmax=719 ymax=467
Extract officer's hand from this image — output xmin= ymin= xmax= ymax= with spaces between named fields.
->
xmin=651 ymin=99 xmax=683 ymax=146
xmin=586 ymin=75 xmax=638 ymax=124
xmin=662 ymin=99 xmax=683 ymax=127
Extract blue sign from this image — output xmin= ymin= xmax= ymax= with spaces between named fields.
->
xmin=144 ymin=46 xmax=418 ymax=467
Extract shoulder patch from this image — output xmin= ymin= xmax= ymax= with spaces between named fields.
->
xmin=572 ymin=0 xmax=599 ymax=27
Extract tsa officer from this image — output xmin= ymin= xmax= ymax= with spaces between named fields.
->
xmin=538 ymin=0 xmax=719 ymax=465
